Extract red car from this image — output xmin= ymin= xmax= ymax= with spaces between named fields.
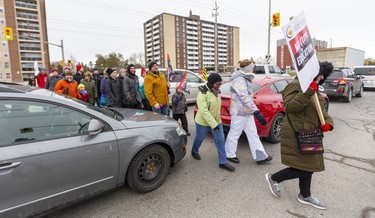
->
xmin=195 ymin=76 xmax=329 ymax=144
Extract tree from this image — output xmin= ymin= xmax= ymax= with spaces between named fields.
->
xmin=95 ymin=52 xmax=128 ymax=73
xmin=128 ymin=52 xmax=145 ymax=67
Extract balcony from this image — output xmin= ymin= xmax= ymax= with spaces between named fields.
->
xmin=15 ymin=1 xmax=37 ymax=10
xmin=16 ymin=12 xmax=38 ymax=20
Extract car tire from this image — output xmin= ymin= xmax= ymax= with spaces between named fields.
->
xmin=126 ymin=144 xmax=171 ymax=193
xmin=344 ymin=88 xmax=352 ymax=103
xmin=355 ymin=86 xmax=364 ymax=97
xmin=265 ymin=113 xmax=284 ymax=144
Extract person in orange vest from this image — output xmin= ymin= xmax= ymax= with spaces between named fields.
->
xmin=34 ymin=67 xmax=49 ymax=88
xmin=54 ymin=70 xmax=81 ymax=99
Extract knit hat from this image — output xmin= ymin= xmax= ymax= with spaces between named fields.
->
xmin=63 ymin=66 xmax=71 ymax=71
xmin=141 ymin=67 xmax=147 ymax=73
xmin=314 ymin=61 xmax=334 ymax=85
xmin=148 ymin=61 xmax=157 ymax=70
xmin=106 ymin=68 xmax=116 ymax=75
xmin=39 ymin=67 xmax=46 ymax=71
xmin=78 ymin=84 xmax=85 ymax=89
xmin=51 ymin=69 xmax=58 ymax=73
xmin=207 ymin=73 xmax=222 ymax=86
xmin=76 ymin=65 xmax=83 ymax=71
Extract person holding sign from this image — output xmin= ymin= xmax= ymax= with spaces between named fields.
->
xmin=265 ymin=62 xmax=334 ymax=210
xmin=224 ymin=59 xmax=272 ymax=165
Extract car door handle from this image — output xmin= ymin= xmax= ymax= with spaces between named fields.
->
xmin=0 ymin=162 xmax=22 ymax=171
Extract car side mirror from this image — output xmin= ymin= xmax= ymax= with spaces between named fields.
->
xmin=88 ymin=119 xmax=105 ymax=135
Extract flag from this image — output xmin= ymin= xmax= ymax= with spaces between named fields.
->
xmin=167 ymin=54 xmax=176 ymax=82
xmin=177 ymin=70 xmax=190 ymax=94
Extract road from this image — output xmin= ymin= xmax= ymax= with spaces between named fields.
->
xmin=54 ymin=91 xmax=375 ymax=218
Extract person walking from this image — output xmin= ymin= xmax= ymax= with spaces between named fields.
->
xmin=172 ymin=87 xmax=190 ymax=136
xmin=105 ymin=68 xmax=122 ymax=107
xmin=224 ymin=59 xmax=272 ymax=165
xmin=54 ymin=71 xmax=81 ymax=99
xmin=45 ymin=69 xmax=62 ymax=91
xmin=122 ymin=64 xmax=143 ymax=109
xmin=138 ymin=67 xmax=151 ymax=111
xmin=191 ymin=73 xmax=235 ymax=172
xmin=80 ymin=71 xmax=97 ymax=105
xmin=144 ymin=61 xmax=169 ymax=115
xmin=92 ymin=68 xmax=103 ymax=106
xmin=265 ymin=62 xmax=334 ymax=210
xmin=74 ymin=65 xmax=85 ymax=84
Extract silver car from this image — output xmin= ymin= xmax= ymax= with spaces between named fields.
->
xmin=0 ymin=83 xmax=187 ymax=217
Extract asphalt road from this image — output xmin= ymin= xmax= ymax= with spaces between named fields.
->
xmin=54 ymin=91 xmax=375 ymax=218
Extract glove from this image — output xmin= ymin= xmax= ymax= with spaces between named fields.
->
xmin=254 ymin=110 xmax=267 ymax=126
xmin=213 ymin=125 xmax=220 ymax=131
xmin=308 ymin=81 xmax=318 ymax=92
xmin=62 ymin=87 xmax=69 ymax=95
xmin=321 ymin=123 xmax=333 ymax=132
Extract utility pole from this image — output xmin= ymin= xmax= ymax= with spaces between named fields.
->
xmin=212 ymin=1 xmax=219 ymax=73
xmin=267 ymin=0 xmax=271 ymax=63
xmin=60 ymin=39 xmax=65 ymax=64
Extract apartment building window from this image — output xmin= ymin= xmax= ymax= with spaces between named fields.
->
xmin=2 ymin=41 xmax=7 ymax=47
xmin=0 ymin=73 xmax=3 ymax=80
xmin=6 ymin=73 xmax=10 ymax=80
xmin=5 ymin=62 xmax=9 ymax=68
xmin=0 ymin=8 xmax=3 ymax=13
xmin=0 ymin=19 xmax=4 ymax=24
xmin=3 ymin=52 xmax=8 ymax=58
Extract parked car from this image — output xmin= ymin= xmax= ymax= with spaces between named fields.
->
xmin=321 ymin=68 xmax=364 ymax=102
xmin=0 ymin=82 xmax=187 ymax=217
xmin=253 ymin=64 xmax=286 ymax=77
xmin=353 ymin=66 xmax=375 ymax=89
xmin=137 ymin=68 xmax=206 ymax=104
xmin=194 ymin=77 xmax=329 ymax=143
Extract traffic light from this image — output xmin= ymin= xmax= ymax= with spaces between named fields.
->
xmin=67 ymin=60 xmax=72 ymax=67
xmin=3 ymin=27 xmax=13 ymax=40
xmin=59 ymin=60 xmax=63 ymax=66
xmin=272 ymin=13 xmax=280 ymax=27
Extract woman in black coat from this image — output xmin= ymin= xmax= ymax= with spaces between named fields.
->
xmin=122 ymin=64 xmax=142 ymax=109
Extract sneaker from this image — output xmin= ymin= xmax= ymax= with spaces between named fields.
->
xmin=256 ymin=156 xmax=273 ymax=165
xmin=297 ymin=194 xmax=327 ymax=210
xmin=219 ymin=163 xmax=235 ymax=172
xmin=265 ymin=173 xmax=281 ymax=198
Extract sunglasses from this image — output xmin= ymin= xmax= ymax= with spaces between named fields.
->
xmin=85 ymin=75 xmax=90 ymax=77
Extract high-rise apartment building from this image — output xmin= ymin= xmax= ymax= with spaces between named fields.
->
xmin=276 ymin=38 xmax=327 ymax=70
xmin=144 ymin=11 xmax=239 ymax=72
xmin=0 ymin=0 xmax=49 ymax=82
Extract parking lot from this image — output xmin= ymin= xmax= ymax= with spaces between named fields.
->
xmin=54 ymin=91 xmax=375 ymax=218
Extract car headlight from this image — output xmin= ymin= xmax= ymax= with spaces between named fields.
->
xmin=176 ymin=125 xmax=186 ymax=136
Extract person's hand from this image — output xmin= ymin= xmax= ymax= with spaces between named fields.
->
xmin=254 ymin=110 xmax=267 ymax=126
xmin=154 ymin=103 xmax=161 ymax=110
xmin=213 ymin=125 xmax=220 ymax=131
xmin=308 ymin=81 xmax=318 ymax=92
xmin=321 ymin=123 xmax=333 ymax=132
xmin=62 ymin=87 xmax=69 ymax=95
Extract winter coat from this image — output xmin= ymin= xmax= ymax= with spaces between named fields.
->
xmin=45 ymin=75 xmax=62 ymax=91
xmin=79 ymin=90 xmax=89 ymax=102
xmin=172 ymin=91 xmax=187 ymax=115
xmin=138 ymin=76 xmax=146 ymax=100
xmin=34 ymin=73 xmax=49 ymax=88
xmin=54 ymin=78 xmax=81 ymax=99
xmin=144 ymin=71 xmax=169 ymax=106
xmin=100 ymin=77 xmax=107 ymax=96
xmin=229 ymin=70 xmax=258 ymax=116
xmin=73 ymin=72 xmax=84 ymax=84
xmin=80 ymin=79 xmax=97 ymax=105
xmin=92 ymin=73 xmax=103 ymax=97
xmin=194 ymin=85 xmax=222 ymax=129
xmin=280 ymin=78 xmax=334 ymax=172
xmin=105 ymin=77 xmax=122 ymax=107
xmin=122 ymin=73 xmax=142 ymax=107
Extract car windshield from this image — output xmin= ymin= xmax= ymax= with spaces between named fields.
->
xmin=328 ymin=71 xmax=344 ymax=78
xmin=220 ymin=82 xmax=262 ymax=94
xmin=353 ymin=67 xmax=375 ymax=75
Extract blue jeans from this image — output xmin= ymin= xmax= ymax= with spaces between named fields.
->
xmin=152 ymin=105 xmax=169 ymax=116
xmin=192 ymin=123 xmax=227 ymax=164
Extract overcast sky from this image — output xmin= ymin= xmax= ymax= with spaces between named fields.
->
xmin=46 ymin=0 xmax=372 ymax=66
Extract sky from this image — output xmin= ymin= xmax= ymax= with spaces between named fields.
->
xmin=45 ymin=0 xmax=373 ymax=66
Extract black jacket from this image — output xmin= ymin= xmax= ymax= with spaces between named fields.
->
xmin=122 ymin=73 xmax=142 ymax=107
xmin=73 ymin=72 xmax=84 ymax=84
xmin=45 ymin=75 xmax=62 ymax=91
xmin=105 ymin=77 xmax=122 ymax=107
xmin=92 ymin=73 xmax=103 ymax=97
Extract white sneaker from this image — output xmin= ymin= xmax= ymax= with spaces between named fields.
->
xmin=297 ymin=194 xmax=327 ymax=210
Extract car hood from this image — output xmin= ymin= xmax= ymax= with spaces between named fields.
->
xmin=112 ymin=108 xmax=178 ymax=129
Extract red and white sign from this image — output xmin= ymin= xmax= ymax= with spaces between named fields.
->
xmin=282 ymin=12 xmax=320 ymax=92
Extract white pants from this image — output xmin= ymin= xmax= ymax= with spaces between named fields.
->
xmin=225 ymin=115 xmax=268 ymax=161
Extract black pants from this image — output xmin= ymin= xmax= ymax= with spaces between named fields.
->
xmin=271 ymin=167 xmax=313 ymax=198
xmin=142 ymin=98 xmax=152 ymax=111
xmin=173 ymin=113 xmax=189 ymax=133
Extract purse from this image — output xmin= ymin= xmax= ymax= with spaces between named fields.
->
xmin=286 ymin=114 xmax=324 ymax=154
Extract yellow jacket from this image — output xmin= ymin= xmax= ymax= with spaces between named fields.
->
xmin=144 ymin=71 xmax=169 ymax=106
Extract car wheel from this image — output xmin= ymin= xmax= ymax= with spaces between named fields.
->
xmin=265 ymin=113 xmax=284 ymax=144
xmin=355 ymin=86 xmax=364 ymax=97
xmin=344 ymin=88 xmax=352 ymax=103
xmin=126 ymin=144 xmax=171 ymax=193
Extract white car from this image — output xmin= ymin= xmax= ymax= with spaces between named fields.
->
xmin=353 ymin=66 xmax=375 ymax=89
xmin=253 ymin=64 xmax=286 ymax=77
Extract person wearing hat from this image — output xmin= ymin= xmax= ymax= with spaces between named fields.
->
xmin=192 ymin=73 xmax=235 ymax=172
xmin=144 ymin=61 xmax=169 ymax=115
xmin=74 ymin=65 xmax=85 ymax=84
xmin=54 ymin=70 xmax=81 ymax=99
xmin=34 ymin=67 xmax=49 ymax=88
xmin=77 ymin=84 xmax=89 ymax=103
xmin=224 ymin=59 xmax=272 ymax=165
xmin=61 ymin=66 xmax=71 ymax=77
xmin=80 ymin=71 xmax=97 ymax=105
xmin=45 ymin=68 xmax=62 ymax=91
xmin=265 ymin=61 xmax=334 ymax=210
xmin=105 ymin=67 xmax=122 ymax=107
xmin=122 ymin=64 xmax=143 ymax=109
xmin=92 ymin=68 xmax=103 ymax=106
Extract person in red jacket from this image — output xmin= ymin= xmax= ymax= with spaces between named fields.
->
xmin=34 ymin=67 xmax=49 ymax=88
xmin=54 ymin=71 xmax=81 ymax=99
